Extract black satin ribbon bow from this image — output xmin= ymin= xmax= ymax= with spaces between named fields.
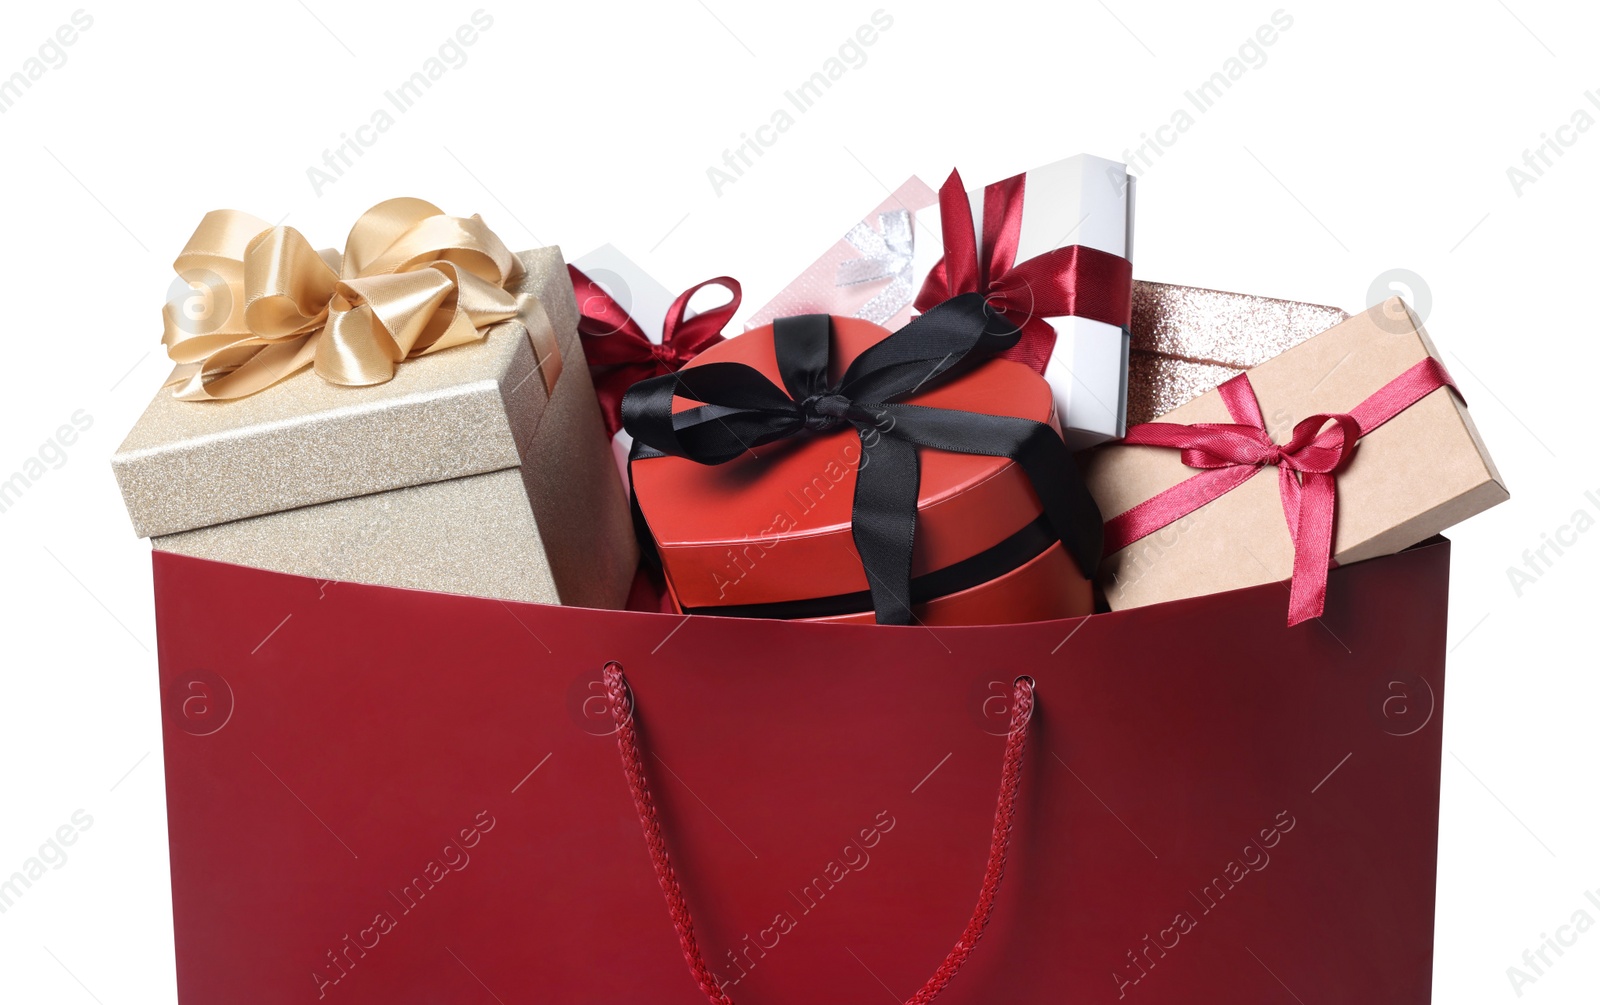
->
xmin=621 ymin=293 xmax=1104 ymax=625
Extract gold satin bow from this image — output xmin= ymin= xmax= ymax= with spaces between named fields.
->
xmin=161 ymin=198 xmax=523 ymax=400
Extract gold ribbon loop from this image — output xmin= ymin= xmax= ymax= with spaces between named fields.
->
xmin=160 ymin=199 xmax=523 ymax=400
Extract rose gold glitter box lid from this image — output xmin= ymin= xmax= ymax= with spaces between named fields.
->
xmin=1128 ymin=280 xmax=1352 ymax=427
xmin=111 ymin=247 xmax=637 ymax=609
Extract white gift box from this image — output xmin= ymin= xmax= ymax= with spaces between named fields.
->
xmin=911 ymin=154 xmax=1135 ymax=450
xmin=573 ymin=244 xmax=740 ymax=478
xmin=573 ymin=244 xmax=675 ymax=477
xmin=573 ymin=244 xmax=681 ymax=346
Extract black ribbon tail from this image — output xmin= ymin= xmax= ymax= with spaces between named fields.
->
xmin=1014 ymin=424 xmax=1105 ymax=580
xmin=873 ymin=403 xmax=1104 ymax=581
xmin=626 ymin=437 xmax=667 ymax=575
xmin=850 ymin=429 xmax=920 ymax=625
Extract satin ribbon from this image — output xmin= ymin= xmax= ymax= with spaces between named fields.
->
xmin=1102 ymin=356 xmax=1458 ymax=626
xmin=160 ymin=198 xmax=522 ymax=400
xmin=913 ymin=169 xmax=1133 ymax=375
xmin=622 ymin=294 xmax=1104 ymax=626
xmin=835 ymin=209 xmax=915 ymax=325
xmin=569 ymin=265 xmax=741 ymax=438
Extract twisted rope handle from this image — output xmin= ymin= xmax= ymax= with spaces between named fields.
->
xmin=603 ymin=662 xmax=1036 ymax=1004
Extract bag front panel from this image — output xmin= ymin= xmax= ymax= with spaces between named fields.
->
xmin=153 ymin=540 xmax=1448 ymax=1004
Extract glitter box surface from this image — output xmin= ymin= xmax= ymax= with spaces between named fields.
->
xmin=112 ymin=247 xmax=637 ymax=608
xmin=1128 ymin=280 xmax=1351 ymax=426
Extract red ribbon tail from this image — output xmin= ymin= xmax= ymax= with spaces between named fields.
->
xmin=931 ymin=169 xmax=980 ymax=303
xmin=1000 ymin=316 xmax=1057 ymax=374
xmin=1285 ymin=470 xmax=1338 ymax=626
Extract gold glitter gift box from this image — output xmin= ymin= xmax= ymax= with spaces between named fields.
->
xmin=1127 ymin=280 xmax=1351 ymax=426
xmin=112 ymin=247 xmax=638 ymax=609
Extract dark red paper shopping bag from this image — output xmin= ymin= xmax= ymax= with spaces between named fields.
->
xmin=153 ymin=538 xmax=1450 ymax=1004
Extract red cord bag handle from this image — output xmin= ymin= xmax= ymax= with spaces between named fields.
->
xmin=603 ymin=662 xmax=1036 ymax=1004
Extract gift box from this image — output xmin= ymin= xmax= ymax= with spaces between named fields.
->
xmin=1129 ymin=280 xmax=1349 ymax=426
xmin=114 ymin=219 xmax=637 ymax=609
xmin=570 ymin=244 xmax=741 ymax=478
xmin=572 ymin=244 xmax=685 ymax=357
xmin=911 ymin=155 xmax=1135 ymax=449
xmin=1084 ymin=298 xmax=1507 ymax=622
xmin=743 ymin=176 xmax=938 ymax=331
xmin=625 ymin=298 xmax=1104 ymax=626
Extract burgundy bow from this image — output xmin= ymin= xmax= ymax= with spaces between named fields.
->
xmin=913 ymin=169 xmax=1133 ymax=374
xmin=569 ymin=265 xmax=741 ymax=437
xmin=1103 ymin=356 xmax=1457 ymax=625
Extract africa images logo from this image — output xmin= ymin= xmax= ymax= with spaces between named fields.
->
xmin=1112 ymin=810 xmax=1297 ymax=998
xmin=0 ymin=410 xmax=93 ymax=516
xmin=715 ymin=810 xmax=896 ymax=991
xmin=0 ymin=811 xmax=94 ymax=915
xmin=312 ymin=810 xmax=497 ymax=997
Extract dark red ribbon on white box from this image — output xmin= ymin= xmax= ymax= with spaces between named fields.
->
xmin=913 ymin=169 xmax=1134 ymax=375
xmin=569 ymin=265 xmax=742 ymax=438
xmin=1102 ymin=355 xmax=1459 ymax=626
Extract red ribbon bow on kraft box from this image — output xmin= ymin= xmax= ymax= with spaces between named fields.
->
xmin=1084 ymin=297 xmax=1507 ymax=626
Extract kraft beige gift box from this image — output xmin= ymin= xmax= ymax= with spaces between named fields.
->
xmin=112 ymin=247 xmax=638 ymax=609
xmin=1083 ymin=298 xmax=1507 ymax=612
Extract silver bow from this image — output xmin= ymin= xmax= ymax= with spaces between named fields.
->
xmin=835 ymin=209 xmax=914 ymax=326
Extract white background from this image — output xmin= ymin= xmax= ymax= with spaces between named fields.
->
xmin=0 ymin=0 xmax=1595 ymax=1001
